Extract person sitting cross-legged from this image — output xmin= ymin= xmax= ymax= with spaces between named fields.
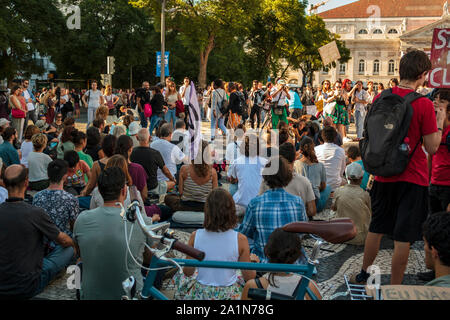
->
xmin=0 ymin=165 xmax=74 ymax=299
xmin=73 ymin=167 xmax=153 ymax=300
xmin=238 ymin=156 xmax=308 ymax=263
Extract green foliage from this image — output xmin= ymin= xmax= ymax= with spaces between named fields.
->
xmin=0 ymin=0 xmax=66 ymax=82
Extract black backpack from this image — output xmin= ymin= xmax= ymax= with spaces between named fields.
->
xmin=236 ymin=91 xmax=247 ymax=116
xmin=359 ymin=89 xmax=423 ymax=177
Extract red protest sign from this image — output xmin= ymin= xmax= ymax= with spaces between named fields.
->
xmin=429 ymin=28 xmax=450 ymax=88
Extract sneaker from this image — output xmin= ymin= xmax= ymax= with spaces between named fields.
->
xmin=349 ymin=270 xmax=370 ymax=285
xmin=417 ymin=270 xmax=435 ymax=282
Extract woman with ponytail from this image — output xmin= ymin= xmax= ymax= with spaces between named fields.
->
xmin=295 ymin=137 xmax=331 ymax=213
xmin=241 ymin=228 xmax=321 ymax=300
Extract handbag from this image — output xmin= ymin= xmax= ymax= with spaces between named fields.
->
xmin=144 ymin=103 xmax=152 ymax=118
xmin=175 ymin=100 xmax=185 ymax=117
xmin=323 ymin=102 xmax=337 ymax=116
xmin=12 ymin=108 xmax=25 ymax=118
xmin=271 ymin=92 xmax=285 ymax=116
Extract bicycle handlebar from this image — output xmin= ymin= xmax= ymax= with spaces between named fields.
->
xmin=172 ymin=240 xmax=205 ymax=261
xmin=248 ymin=288 xmax=294 ymax=300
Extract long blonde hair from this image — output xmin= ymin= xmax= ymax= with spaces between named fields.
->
xmin=105 ymin=85 xmax=112 ymax=96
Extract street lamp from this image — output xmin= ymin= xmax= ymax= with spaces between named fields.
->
xmin=160 ymin=0 xmax=166 ymax=84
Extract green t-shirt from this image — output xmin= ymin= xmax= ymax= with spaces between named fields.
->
xmin=426 ymin=275 xmax=450 ymax=288
xmin=77 ymin=151 xmax=93 ymax=168
xmin=73 ymin=206 xmax=152 ymax=300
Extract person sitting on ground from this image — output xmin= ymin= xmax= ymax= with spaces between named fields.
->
xmin=20 ymin=125 xmax=40 ymax=168
xmin=56 ymin=126 xmax=77 ymax=160
xmin=165 ymin=140 xmax=218 ymax=213
xmin=422 ymin=212 xmax=450 ymax=288
xmin=0 ymin=165 xmax=74 ymax=299
xmin=225 ymin=124 xmax=246 ymax=196
xmin=314 ymin=126 xmax=346 ymax=192
xmin=33 ymin=159 xmax=80 ymax=241
xmin=81 ymin=134 xmax=117 ymax=196
xmin=323 ymin=117 xmax=343 ymax=146
xmin=241 ymin=228 xmax=321 ymax=300
xmin=44 ymin=113 xmax=64 ymax=139
xmin=0 ymin=127 xmax=20 ymax=167
xmin=295 ymin=137 xmax=331 ymax=213
xmin=331 ymin=162 xmax=371 ymax=246
xmin=150 ymin=123 xmax=188 ymax=192
xmin=228 ymin=133 xmax=269 ymax=219
xmin=92 ymin=118 xmax=107 ymax=139
xmin=112 ymin=124 xmax=127 ymax=138
xmin=115 ymin=135 xmax=148 ymax=202
xmin=128 ymin=121 xmax=141 ymax=148
xmin=172 ymin=188 xmax=258 ymax=300
xmin=0 ymin=159 xmax=7 ymax=204
xmin=74 ymin=131 xmax=93 ymax=169
xmin=73 ymin=167 xmax=153 ymax=300
xmin=28 ymin=133 xmax=53 ymax=191
xmin=85 ymin=126 xmax=104 ymax=162
xmin=171 ymin=119 xmax=190 ymax=158
xmin=346 ymin=145 xmax=370 ymax=190
xmin=260 ymin=142 xmax=316 ymax=218
xmin=64 ymin=150 xmax=90 ymax=196
xmin=131 ymin=129 xmax=176 ymax=197
xmin=238 ymin=156 xmax=308 ymax=263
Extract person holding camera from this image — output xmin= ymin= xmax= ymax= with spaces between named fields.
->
xmin=270 ymin=79 xmax=290 ymax=129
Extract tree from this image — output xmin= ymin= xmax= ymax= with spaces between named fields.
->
xmin=131 ymin=0 xmax=259 ymax=88
xmin=0 ymin=1 xmax=66 ymax=84
xmin=280 ymin=15 xmax=351 ymax=86
xmin=245 ymin=0 xmax=309 ymax=82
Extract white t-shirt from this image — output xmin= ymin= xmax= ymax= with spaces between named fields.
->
xmin=227 ymin=156 xmax=268 ymax=207
xmin=270 ymin=87 xmax=288 ymax=106
xmin=225 ymin=141 xmax=242 ymax=163
xmin=179 ymin=85 xmax=191 ymax=105
xmin=20 ymin=141 xmax=34 ymax=167
xmin=315 ymin=143 xmax=346 ymax=192
xmin=23 ymin=90 xmax=34 ymax=111
xmin=354 ymin=89 xmax=369 ymax=114
xmin=172 ymin=129 xmax=191 ymax=159
xmin=28 ymin=152 xmax=53 ymax=182
xmin=84 ymin=89 xmax=103 ymax=109
xmin=60 ymin=94 xmax=70 ymax=104
xmin=151 ymin=138 xmax=186 ymax=181
xmin=0 ymin=186 xmax=8 ymax=204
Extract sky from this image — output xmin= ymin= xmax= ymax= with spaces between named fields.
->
xmin=308 ymin=0 xmax=359 ymax=13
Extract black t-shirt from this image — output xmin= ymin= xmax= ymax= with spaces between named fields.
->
xmin=85 ymin=145 xmax=102 ymax=162
xmin=136 ymin=88 xmax=151 ymax=110
xmin=228 ymin=92 xmax=240 ymax=114
xmin=130 ymin=146 xmax=165 ymax=190
xmin=150 ymin=93 xmax=165 ymax=114
xmin=0 ymin=199 xmax=60 ymax=299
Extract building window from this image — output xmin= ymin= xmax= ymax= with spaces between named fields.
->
xmin=373 ymin=29 xmax=383 ymax=34
xmin=373 ymin=60 xmax=380 ymax=75
xmin=388 ymin=29 xmax=398 ymax=34
xmin=388 ymin=60 xmax=395 ymax=74
xmin=339 ymin=63 xmax=346 ymax=75
xmin=358 ymin=60 xmax=365 ymax=74
xmin=358 ymin=29 xmax=368 ymax=34
xmin=322 ymin=67 xmax=329 ymax=74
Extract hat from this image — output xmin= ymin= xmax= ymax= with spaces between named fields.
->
xmin=128 ymin=121 xmax=141 ymax=136
xmin=0 ymin=118 xmax=10 ymax=128
xmin=345 ymin=162 xmax=364 ymax=180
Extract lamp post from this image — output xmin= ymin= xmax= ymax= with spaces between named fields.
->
xmin=160 ymin=0 xmax=166 ymax=84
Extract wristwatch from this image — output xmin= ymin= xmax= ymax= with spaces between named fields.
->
xmin=438 ymin=128 xmax=443 ymax=131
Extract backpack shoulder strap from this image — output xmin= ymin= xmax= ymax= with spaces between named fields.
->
xmin=404 ymin=91 xmax=423 ymax=106
xmin=255 ymin=277 xmax=264 ymax=289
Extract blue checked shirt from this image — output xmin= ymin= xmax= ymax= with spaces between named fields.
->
xmin=238 ymin=188 xmax=308 ymax=263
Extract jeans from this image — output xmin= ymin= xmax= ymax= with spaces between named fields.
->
xmin=250 ymin=105 xmax=262 ymax=129
xmin=210 ymin=108 xmax=227 ymax=140
xmin=355 ymin=109 xmax=365 ymax=139
xmin=316 ymin=185 xmax=332 ymax=213
xmin=139 ymin=111 xmax=148 ymax=129
xmin=149 ymin=113 xmax=164 ymax=136
xmin=165 ymin=108 xmax=177 ymax=129
xmin=78 ymin=196 xmax=92 ymax=209
xmin=33 ymin=245 xmax=74 ymax=297
xmin=87 ymin=108 xmax=97 ymax=130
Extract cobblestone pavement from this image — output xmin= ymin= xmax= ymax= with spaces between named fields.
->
xmin=34 ymin=117 xmax=429 ymax=300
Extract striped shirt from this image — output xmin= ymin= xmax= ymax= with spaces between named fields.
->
xmin=181 ymin=171 xmax=213 ymax=203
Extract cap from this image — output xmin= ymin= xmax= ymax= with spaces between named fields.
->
xmin=345 ymin=162 xmax=364 ymax=180
xmin=128 ymin=121 xmax=141 ymax=136
xmin=0 ymin=118 xmax=10 ymax=127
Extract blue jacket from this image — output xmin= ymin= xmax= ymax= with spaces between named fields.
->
xmin=22 ymin=89 xmax=35 ymax=103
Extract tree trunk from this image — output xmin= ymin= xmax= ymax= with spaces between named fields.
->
xmin=198 ymin=34 xmax=215 ymax=89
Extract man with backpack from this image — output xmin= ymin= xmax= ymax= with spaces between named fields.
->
xmin=351 ymin=50 xmax=447 ymax=285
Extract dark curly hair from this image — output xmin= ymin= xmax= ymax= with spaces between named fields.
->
xmin=300 ymin=137 xmax=318 ymax=164
xmin=203 ymin=188 xmax=237 ymax=232
xmin=98 ymin=167 xmax=126 ymax=202
xmin=423 ymin=212 xmax=450 ymax=267
xmin=264 ymin=228 xmax=303 ymax=287
xmin=262 ymin=156 xmax=292 ymax=189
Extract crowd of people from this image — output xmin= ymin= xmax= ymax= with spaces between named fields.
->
xmin=0 ymin=49 xmax=449 ymax=300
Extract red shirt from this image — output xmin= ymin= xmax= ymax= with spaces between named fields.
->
xmin=431 ymin=126 xmax=450 ymax=186
xmin=374 ymin=87 xmax=438 ymax=187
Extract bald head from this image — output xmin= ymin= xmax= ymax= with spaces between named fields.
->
xmin=3 ymin=165 xmax=28 ymax=193
xmin=137 ymin=128 xmax=150 ymax=146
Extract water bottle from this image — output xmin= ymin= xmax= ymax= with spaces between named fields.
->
xmin=399 ymin=138 xmax=410 ymax=153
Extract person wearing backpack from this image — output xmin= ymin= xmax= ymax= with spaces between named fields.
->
xmin=351 ymin=50 xmax=447 ymax=286
xmin=227 ymin=82 xmax=242 ymax=130
xmin=210 ymin=79 xmax=228 ymax=141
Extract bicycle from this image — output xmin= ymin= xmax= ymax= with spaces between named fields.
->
xmin=120 ymin=199 xmax=357 ymax=300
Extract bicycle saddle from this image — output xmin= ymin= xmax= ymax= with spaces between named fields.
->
xmin=282 ymin=218 xmax=356 ymax=244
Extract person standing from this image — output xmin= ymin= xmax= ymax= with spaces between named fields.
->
xmin=149 ymin=86 xmax=168 ymax=136
xmin=103 ymin=85 xmax=120 ymax=125
xmin=8 ymin=86 xmax=27 ymax=143
xmin=249 ymin=81 xmax=264 ymax=130
xmin=164 ymin=81 xmax=180 ymax=130
xmin=210 ymin=79 xmax=228 ymax=141
xmin=179 ymin=77 xmax=191 ymax=128
xmin=270 ymin=80 xmax=290 ymax=129
xmin=136 ymin=81 xmax=152 ymax=129
xmin=21 ymin=80 xmax=37 ymax=132
xmin=352 ymin=81 xmax=369 ymax=140
xmin=82 ymin=81 xmax=104 ymax=130
xmin=351 ymin=50 xmax=446 ymax=286
xmin=287 ymin=86 xmax=303 ymax=119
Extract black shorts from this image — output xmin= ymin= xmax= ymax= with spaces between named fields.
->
xmin=369 ymin=181 xmax=429 ymax=243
